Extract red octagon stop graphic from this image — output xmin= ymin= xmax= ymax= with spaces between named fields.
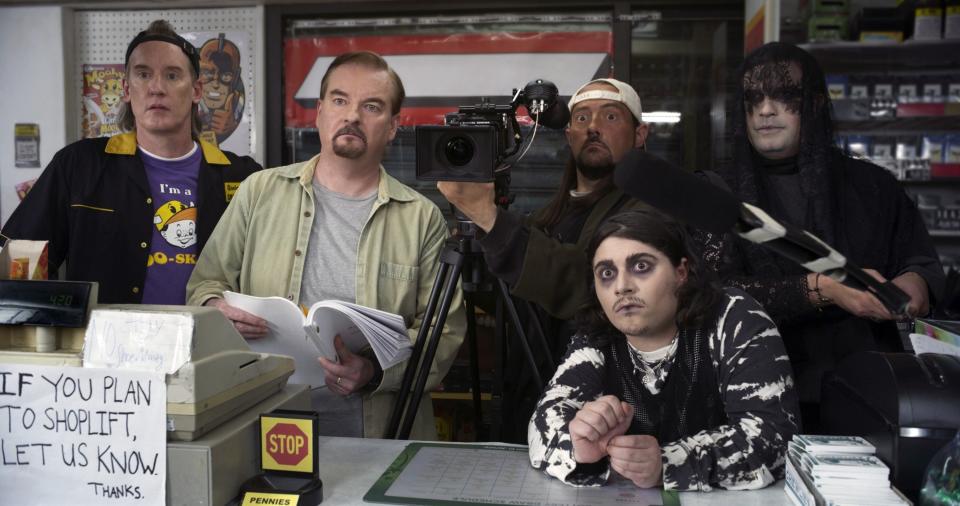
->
xmin=266 ymin=422 xmax=309 ymax=466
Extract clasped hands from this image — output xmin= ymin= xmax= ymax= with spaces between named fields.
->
xmin=570 ymin=395 xmax=663 ymax=488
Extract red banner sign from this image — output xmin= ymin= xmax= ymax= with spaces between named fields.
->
xmin=283 ymin=32 xmax=613 ymax=128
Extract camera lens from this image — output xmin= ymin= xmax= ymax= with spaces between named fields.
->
xmin=444 ymin=136 xmax=474 ymax=167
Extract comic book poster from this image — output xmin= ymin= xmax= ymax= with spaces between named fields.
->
xmin=82 ymin=64 xmax=125 ymax=138
xmin=183 ymin=31 xmax=253 ymax=156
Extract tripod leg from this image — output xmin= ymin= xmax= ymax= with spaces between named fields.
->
xmin=464 ymin=295 xmax=483 ymax=439
xmin=521 ymin=299 xmax=555 ymax=374
xmin=398 ymin=260 xmax=464 ymax=439
xmin=490 ymin=293 xmax=506 ymax=442
xmin=496 ymin=279 xmax=544 ymax=391
xmin=384 ymin=258 xmax=451 ymax=439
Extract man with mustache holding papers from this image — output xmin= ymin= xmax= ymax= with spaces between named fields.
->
xmin=187 ymin=51 xmax=465 ymax=439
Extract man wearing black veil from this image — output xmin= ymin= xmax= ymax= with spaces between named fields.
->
xmin=719 ymin=42 xmax=943 ymax=431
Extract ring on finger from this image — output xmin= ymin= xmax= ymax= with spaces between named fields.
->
xmin=336 ymin=376 xmax=342 ymax=386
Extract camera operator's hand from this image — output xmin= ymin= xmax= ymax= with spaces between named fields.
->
xmin=437 ymin=181 xmax=498 ymax=232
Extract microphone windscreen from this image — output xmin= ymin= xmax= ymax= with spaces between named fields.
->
xmin=613 ymin=150 xmax=742 ymax=234
xmin=522 ymin=79 xmax=570 ymax=129
xmin=539 ymin=100 xmax=570 ymax=129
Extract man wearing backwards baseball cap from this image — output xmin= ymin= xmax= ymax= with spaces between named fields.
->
xmin=439 ymin=77 xmax=650 ymax=345
xmin=1 ymin=20 xmax=261 ymax=304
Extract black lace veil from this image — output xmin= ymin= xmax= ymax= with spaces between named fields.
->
xmin=729 ymin=42 xmax=838 ymax=245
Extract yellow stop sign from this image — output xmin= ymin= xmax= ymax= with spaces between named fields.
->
xmin=261 ymin=418 xmax=313 ymax=472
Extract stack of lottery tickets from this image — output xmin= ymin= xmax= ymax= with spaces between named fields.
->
xmin=785 ymin=435 xmax=910 ymax=506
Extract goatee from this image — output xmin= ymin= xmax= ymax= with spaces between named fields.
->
xmin=331 ymin=124 xmax=367 ymax=159
xmin=577 ymin=157 xmax=615 ymax=180
xmin=333 ymin=142 xmax=366 ymax=159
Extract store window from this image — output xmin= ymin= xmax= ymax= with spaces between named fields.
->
xmin=282 ymin=13 xmax=611 ymax=216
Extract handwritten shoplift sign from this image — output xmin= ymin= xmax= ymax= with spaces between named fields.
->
xmin=0 ymin=363 xmax=166 ymax=505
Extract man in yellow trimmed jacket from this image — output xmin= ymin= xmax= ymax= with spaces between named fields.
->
xmin=1 ymin=20 xmax=260 ymax=304
xmin=187 ymin=51 xmax=465 ymax=440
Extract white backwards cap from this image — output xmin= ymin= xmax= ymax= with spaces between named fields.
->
xmin=567 ymin=78 xmax=643 ymax=123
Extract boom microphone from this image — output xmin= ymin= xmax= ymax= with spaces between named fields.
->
xmin=613 ymin=149 xmax=911 ymax=316
xmin=522 ymin=79 xmax=570 ymax=129
xmin=613 ymin=150 xmax=741 ymax=235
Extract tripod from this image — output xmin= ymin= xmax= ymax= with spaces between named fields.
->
xmin=384 ymin=217 xmax=554 ymax=440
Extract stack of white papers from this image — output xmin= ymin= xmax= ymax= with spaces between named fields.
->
xmin=302 ymin=299 xmax=411 ymax=370
xmin=223 ymin=292 xmax=412 ymax=388
xmin=788 ymin=434 xmax=876 ymax=456
xmin=801 ymin=453 xmax=899 ymax=504
xmin=785 ymin=435 xmax=909 ymax=506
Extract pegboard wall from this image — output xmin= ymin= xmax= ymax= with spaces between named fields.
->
xmin=72 ymin=8 xmax=263 ymax=161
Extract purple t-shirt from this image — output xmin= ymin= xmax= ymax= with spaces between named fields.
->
xmin=140 ymin=144 xmax=201 ymax=305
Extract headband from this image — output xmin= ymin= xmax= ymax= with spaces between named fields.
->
xmin=125 ymin=32 xmax=200 ymax=77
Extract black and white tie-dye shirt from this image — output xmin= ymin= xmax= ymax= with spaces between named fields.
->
xmin=528 ymin=287 xmax=800 ymax=491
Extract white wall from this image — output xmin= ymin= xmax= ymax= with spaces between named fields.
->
xmin=0 ymin=6 xmax=68 ymax=225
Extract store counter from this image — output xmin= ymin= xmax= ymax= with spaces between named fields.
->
xmin=302 ymin=436 xmax=790 ymax=506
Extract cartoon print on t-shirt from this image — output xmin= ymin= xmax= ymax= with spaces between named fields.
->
xmin=153 ymin=199 xmax=197 ymax=249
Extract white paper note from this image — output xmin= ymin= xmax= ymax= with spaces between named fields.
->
xmin=83 ymin=310 xmax=194 ymax=375
xmin=910 ymin=333 xmax=960 ymax=359
xmin=0 ymin=363 xmax=166 ymax=505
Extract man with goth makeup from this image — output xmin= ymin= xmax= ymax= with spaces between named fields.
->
xmin=528 ymin=209 xmax=799 ymax=491
xmin=720 ymin=42 xmax=943 ymax=431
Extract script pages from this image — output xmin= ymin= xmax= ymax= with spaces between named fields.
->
xmin=304 ymin=299 xmax=411 ymax=369
xmin=223 ymin=291 xmax=412 ymax=388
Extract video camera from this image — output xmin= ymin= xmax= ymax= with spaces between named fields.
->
xmin=415 ymin=79 xmax=570 ymax=182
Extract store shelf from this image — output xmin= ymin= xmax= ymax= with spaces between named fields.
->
xmin=835 ymin=114 xmax=960 ymax=134
xmin=901 ymin=177 xmax=960 ymax=186
xmin=804 ymin=28 xmax=960 ymax=266
xmin=899 ymin=103 xmax=960 ymax=118
xmin=932 ymin=164 xmax=960 ymax=179
xmin=833 ymin=99 xmax=960 ymax=126
xmin=800 ymin=39 xmax=960 ymax=71
xmin=929 ymin=230 xmax=960 ymax=238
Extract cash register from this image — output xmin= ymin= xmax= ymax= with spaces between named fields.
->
xmin=0 ymin=279 xmax=308 ymax=504
xmin=0 ymin=278 xmax=95 ymax=365
xmin=84 ymin=303 xmax=296 ymax=441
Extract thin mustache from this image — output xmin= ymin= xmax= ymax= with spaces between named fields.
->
xmin=335 ymin=125 xmax=366 ymax=141
xmin=584 ymin=135 xmax=608 ymax=150
xmin=614 ymin=296 xmax=644 ymax=311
